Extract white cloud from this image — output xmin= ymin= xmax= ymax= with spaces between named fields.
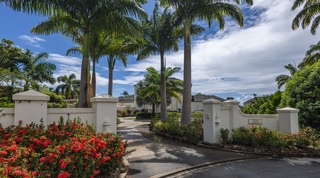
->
xmin=18 ymin=35 xmax=45 ymax=48
xmin=125 ymin=0 xmax=318 ymax=97
xmin=48 ymin=53 xmax=81 ymax=66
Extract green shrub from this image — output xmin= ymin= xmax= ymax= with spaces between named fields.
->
xmin=230 ymin=126 xmax=317 ymax=150
xmin=136 ymin=112 xmax=155 ymax=120
xmin=220 ymin=128 xmax=230 ymax=145
xmin=192 ymin=111 xmax=203 ymax=120
xmin=150 ymin=113 xmax=203 ymax=144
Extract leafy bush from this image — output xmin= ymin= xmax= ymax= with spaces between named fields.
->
xmin=220 ymin=128 xmax=230 ymax=145
xmin=136 ymin=112 xmax=155 ymax=120
xmin=150 ymin=112 xmax=203 ymax=144
xmin=281 ymin=61 xmax=320 ymax=130
xmin=230 ymin=126 xmax=312 ymax=150
xmin=0 ymin=118 xmax=126 ymax=177
xmin=191 ymin=111 xmax=203 ymax=120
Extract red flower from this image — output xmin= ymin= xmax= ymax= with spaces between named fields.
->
xmin=0 ymin=150 xmax=7 ymax=155
xmin=32 ymin=171 xmax=37 ymax=176
xmin=40 ymin=157 xmax=46 ymax=162
xmin=13 ymin=169 xmax=22 ymax=176
xmin=58 ymin=171 xmax=70 ymax=178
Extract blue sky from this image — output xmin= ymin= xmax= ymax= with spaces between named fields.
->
xmin=0 ymin=0 xmax=318 ymax=104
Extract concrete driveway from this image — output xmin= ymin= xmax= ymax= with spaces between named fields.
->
xmin=118 ymin=118 xmax=320 ymax=178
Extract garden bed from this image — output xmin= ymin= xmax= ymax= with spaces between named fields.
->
xmin=0 ymin=118 xmax=126 ymax=178
xmin=200 ymin=142 xmax=320 ymax=158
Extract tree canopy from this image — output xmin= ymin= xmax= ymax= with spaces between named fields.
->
xmin=281 ymin=61 xmax=320 ymax=130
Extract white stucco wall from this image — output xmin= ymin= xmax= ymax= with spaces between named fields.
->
xmin=47 ymin=108 xmax=95 ymax=126
xmin=203 ymin=99 xmax=299 ymax=144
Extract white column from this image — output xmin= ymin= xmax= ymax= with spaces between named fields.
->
xmin=12 ymin=90 xmax=49 ymax=126
xmin=277 ymin=107 xmax=299 ymax=134
xmin=223 ymin=100 xmax=240 ymax=129
xmin=91 ymin=94 xmax=118 ymax=133
xmin=203 ymin=99 xmax=222 ymax=144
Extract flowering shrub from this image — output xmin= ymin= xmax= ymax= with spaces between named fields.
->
xmin=151 ymin=112 xmax=203 ymax=144
xmin=230 ymin=126 xmax=311 ymax=150
xmin=0 ymin=117 xmax=126 ymax=178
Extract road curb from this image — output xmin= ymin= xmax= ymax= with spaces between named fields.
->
xmin=149 ymin=157 xmax=271 ymax=178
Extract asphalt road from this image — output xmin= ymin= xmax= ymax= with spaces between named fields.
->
xmin=118 ymin=118 xmax=320 ymax=178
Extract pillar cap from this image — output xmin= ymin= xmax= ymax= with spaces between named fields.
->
xmin=13 ymin=90 xmax=49 ymax=101
xmin=223 ymin=100 xmax=240 ymax=105
xmin=90 ymin=93 xmax=118 ymax=103
xmin=277 ymin=107 xmax=299 ymax=113
xmin=203 ymin=98 xmax=221 ymax=104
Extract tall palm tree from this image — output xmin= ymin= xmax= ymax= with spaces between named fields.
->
xmin=23 ymin=50 xmax=56 ymax=91
xmin=4 ymin=0 xmax=147 ymax=107
xmin=292 ymin=0 xmax=320 ymax=35
xmin=66 ymin=32 xmax=107 ymax=97
xmin=138 ymin=4 xmax=205 ymax=121
xmin=55 ymin=73 xmax=80 ymax=100
xmin=138 ymin=4 xmax=181 ymax=121
xmin=160 ymin=0 xmax=253 ymax=125
xmin=104 ymin=34 xmax=140 ymax=96
xmin=275 ymin=63 xmax=298 ymax=89
xmin=299 ymin=41 xmax=320 ymax=68
xmin=136 ymin=67 xmax=183 ymax=114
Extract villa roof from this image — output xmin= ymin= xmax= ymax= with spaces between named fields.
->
xmin=192 ymin=95 xmax=225 ymax=102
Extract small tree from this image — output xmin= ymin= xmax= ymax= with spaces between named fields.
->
xmin=281 ymin=61 xmax=320 ymax=130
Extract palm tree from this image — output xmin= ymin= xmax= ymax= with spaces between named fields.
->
xmin=275 ymin=63 xmax=298 ymax=89
xmin=138 ymin=4 xmax=205 ymax=121
xmin=138 ymin=4 xmax=181 ymax=121
xmin=299 ymin=41 xmax=320 ymax=68
xmin=66 ymin=32 xmax=107 ymax=97
xmin=104 ymin=35 xmax=140 ymax=96
xmin=292 ymin=0 xmax=320 ymax=35
xmin=55 ymin=73 xmax=80 ymax=100
xmin=160 ymin=0 xmax=253 ymax=125
xmin=4 ymin=0 xmax=147 ymax=107
xmin=23 ymin=50 xmax=56 ymax=91
xmin=136 ymin=67 xmax=183 ymax=114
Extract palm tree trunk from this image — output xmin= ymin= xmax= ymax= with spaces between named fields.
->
xmin=181 ymin=18 xmax=192 ymax=125
xmin=152 ymin=103 xmax=155 ymax=114
xmin=160 ymin=52 xmax=167 ymax=121
xmin=108 ymin=56 xmax=114 ymax=96
xmin=78 ymin=31 xmax=90 ymax=108
xmin=92 ymin=59 xmax=96 ymax=97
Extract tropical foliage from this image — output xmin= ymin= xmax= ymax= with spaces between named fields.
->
xmin=3 ymin=0 xmax=147 ymax=107
xmin=281 ymin=61 xmax=320 ymax=130
xmin=159 ymin=0 xmax=253 ymax=125
xmin=275 ymin=63 xmax=298 ymax=89
xmin=135 ymin=67 xmax=183 ymax=114
xmin=55 ymin=73 xmax=80 ymax=100
xmin=151 ymin=112 xmax=204 ymax=144
xmin=22 ymin=50 xmax=56 ymax=91
xmin=292 ymin=0 xmax=320 ymax=35
xmin=229 ymin=126 xmax=319 ymax=153
xmin=242 ymin=91 xmax=283 ymax=114
xmin=0 ymin=38 xmax=57 ymax=105
xmin=299 ymin=41 xmax=320 ymax=68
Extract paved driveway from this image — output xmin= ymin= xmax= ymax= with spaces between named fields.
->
xmin=118 ymin=118 xmax=320 ymax=178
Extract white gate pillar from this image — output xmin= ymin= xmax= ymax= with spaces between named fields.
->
xmin=203 ymin=99 xmax=222 ymax=144
xmin=13 ymin=90 xmax=49 ymax=126
xmin=91 ymin=94 xmax=118 ymax=133
xmin=277 ymin=107 xmax=299 ymax=134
